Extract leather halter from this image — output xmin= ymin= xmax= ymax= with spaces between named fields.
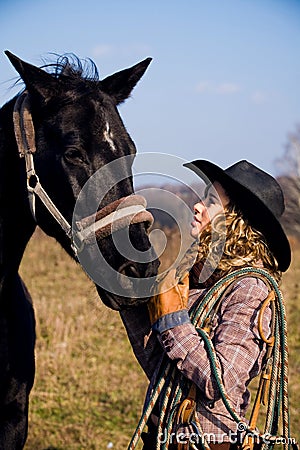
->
xmin=13 ymin=92 xmax=153 ymax=255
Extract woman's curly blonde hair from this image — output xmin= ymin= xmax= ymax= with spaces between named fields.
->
xmin=190 ymin=203 xmax=281 ymax=286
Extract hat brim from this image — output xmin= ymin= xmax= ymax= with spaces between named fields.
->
xmin=184 ymin=160 xmax=291 ymax=272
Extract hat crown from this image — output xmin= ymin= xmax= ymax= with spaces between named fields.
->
xmin=183 ymin=158 xmax=290 ymax=271
xmin=225 ymin=160 xmax=284 ymax=219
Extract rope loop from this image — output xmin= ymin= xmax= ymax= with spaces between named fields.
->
xmin=128 ymin=267 xmax=296 ymax=450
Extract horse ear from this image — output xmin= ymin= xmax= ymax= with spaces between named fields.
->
xmin=5 ymin=50 xmax=58 ymax=101
xmin=100 ymin=57 xmax=152 ymax=105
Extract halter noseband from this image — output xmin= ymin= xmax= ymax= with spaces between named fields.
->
xmin=13 ymin=92 xmax=154 ymax=255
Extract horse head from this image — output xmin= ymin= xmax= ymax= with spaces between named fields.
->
xmin=5 ymin=51 xmax=159 ymax=310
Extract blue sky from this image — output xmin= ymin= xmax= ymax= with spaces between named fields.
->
xmin=1 ymin=0 xmax=300 ymax=177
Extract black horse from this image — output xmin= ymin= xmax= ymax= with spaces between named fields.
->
xmin=0 ymin=51 xmax=158 ymax=449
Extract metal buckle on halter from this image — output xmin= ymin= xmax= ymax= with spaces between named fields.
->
xmin=71 ymin=228 xmax=85 ymax=255
xmin=26 ymin=161 xmax=38 ymax=220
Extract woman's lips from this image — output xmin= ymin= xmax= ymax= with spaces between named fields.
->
xmin=191 ymin=218 xmax=201 ymax=228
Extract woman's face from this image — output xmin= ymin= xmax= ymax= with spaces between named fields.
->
xmin=190 ymin=181 xmax=230 ymax=238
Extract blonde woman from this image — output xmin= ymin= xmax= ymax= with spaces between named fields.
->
xmin=121 ymin=160 xmax=291 ymax=450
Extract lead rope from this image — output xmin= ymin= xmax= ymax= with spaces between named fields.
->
xmin=128 ymin=267 xmax=297 ymax=450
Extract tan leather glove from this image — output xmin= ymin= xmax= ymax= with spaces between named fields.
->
xmin=148 ymin=269 xmax=190 ymax=325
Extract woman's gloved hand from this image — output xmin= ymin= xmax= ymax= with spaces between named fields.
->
xmin=147 ymin=269 xmax=190 ymax=325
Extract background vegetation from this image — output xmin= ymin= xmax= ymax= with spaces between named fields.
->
xmin=20 ymin=226 xmax=299 ymax=450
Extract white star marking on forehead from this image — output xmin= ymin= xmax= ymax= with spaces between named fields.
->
xmin=103 ymin=122 xmax=117 ymax=153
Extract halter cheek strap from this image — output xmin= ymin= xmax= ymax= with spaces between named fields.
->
xmin=13 ymin=92 xmax=154 ymax=255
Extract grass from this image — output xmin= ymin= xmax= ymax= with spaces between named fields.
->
xmin=19 ymin=229 xmax=300 ymax=449
xmin=280 ymin=238 xmax=300 ymax=441
xmin=21 ymin=229 xmax=148 ymax=450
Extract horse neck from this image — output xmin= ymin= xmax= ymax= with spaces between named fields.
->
xmin=0 ymin=99 xmax=36 ymax=276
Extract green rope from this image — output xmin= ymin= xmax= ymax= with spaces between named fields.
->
xmin=128 ymin=267 xmax=294 ymax=450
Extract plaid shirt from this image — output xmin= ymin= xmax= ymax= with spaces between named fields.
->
xmin=120 ymin=276 xmax=271 ymax=444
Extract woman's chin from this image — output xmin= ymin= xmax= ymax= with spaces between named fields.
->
xmin=190 ymin=226 xmax=200 ymax=239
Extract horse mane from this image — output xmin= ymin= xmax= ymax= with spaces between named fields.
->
xmin=7 ymin=53 xmax=100 ymax=99
xmin=42 ymin=53 xmax=100 ymax=82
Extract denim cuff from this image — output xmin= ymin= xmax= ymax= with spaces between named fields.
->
xmin=152 ymin=310 xmax=190 ymax=333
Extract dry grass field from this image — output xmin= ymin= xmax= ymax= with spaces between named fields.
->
xmin=19 ymin=228 xmax=300 ymax=450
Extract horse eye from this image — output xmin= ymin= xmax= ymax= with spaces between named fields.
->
xmin=64 ymin=147 xmax=86 ymax=164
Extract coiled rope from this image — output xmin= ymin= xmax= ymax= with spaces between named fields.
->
xmin=128 ymin=267 xmax=297 ymax=450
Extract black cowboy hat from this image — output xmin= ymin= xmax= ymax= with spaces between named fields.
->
xmin=183 ymin=159 xmax=291 ymax=272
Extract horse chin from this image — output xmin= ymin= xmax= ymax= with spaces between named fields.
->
xmin=95 ymin=286 xmax=150 ymax=311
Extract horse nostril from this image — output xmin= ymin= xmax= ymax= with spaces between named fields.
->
xmin=117 ymin=262 xmax=140 ymax=291
xmin=118 ymin=262 xmax=140 ymax=278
